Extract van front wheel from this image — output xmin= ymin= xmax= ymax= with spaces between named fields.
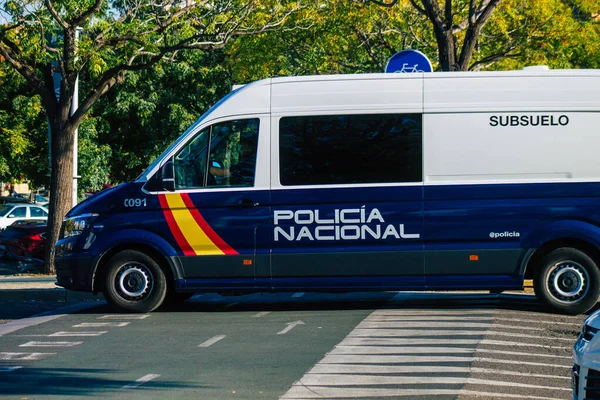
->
xmin=103 ymin=250 xmax=167 ymax=313
xmin=534 ymin=247 xmax=600 ymax=315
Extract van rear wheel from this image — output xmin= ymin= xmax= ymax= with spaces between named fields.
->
xmin=103 ymin=250 xmax=167 ymax=313
xmin=534 ymin=247 xmax=600 ymax=315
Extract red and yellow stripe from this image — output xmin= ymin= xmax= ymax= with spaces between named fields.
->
xmin=159 ymin=193 xmax=238 ymax=256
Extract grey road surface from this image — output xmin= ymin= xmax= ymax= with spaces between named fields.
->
xmin=0 ymin=291 xmax=587 ymax=400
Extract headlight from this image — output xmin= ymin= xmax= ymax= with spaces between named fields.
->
xmin=62 ymin=214 xmax=99 ymax=238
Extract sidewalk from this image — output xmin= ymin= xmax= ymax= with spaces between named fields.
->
xmin=0 ymin=274 xmax=104 ymax=302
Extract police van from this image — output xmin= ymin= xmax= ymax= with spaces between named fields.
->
xmin=55 ymin=69 xmax=600 ymax=314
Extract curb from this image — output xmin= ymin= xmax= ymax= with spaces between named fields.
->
xmin=0 ymin=288 xmax=104 ymax=303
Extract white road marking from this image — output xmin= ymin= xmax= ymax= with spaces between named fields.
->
xmin=49 ymin=331 xmax=107 ymax=337
xmin=253 ymin=312 xmax=271 ymax=318
xmin=374 ymin=310 xmax=496 ymax=316
xmin=331 ymin=345 xmax=572 ymax=359
xmin=0 ymin=353 xmax=55 ymax=361
xmin=72 ymin=322 xmax=129 ymax=328
xmin=349 ymin=328 xmax=575 ymax=341
xmin=281 ymin=387 xmax=566 ymax=399
xmin=369 ymin=315 xmax=582 ymax=326
xmin=0 ymin=302 xmax=101 ymax=337
xmin=99 ymin=315 xmax=150 ymax=320
xmin=0 ymin=366 xmax=22 ymax=372
xmin=19 ymin=341 xmax=82 ymax=348
xmin=470 ymin=367 xmax=570 ymax=380
xmin=495 ymin=317 xmax=583 ymax=326
xmin=339 ymin=337 xmax=570 ymax=350
xmin=321 ymin=354 xmax=571 ymax=368
xmin=278 ymin=321 xmax=305 ymax=335
xmin=198 ymin=335 xmax=226 ymax=347
xmin=357 ymin=321 xmax=545 ymax=331
xmin=122 ymin=374 xmax=161 ymax=389
xmin=291 ymin=292 xmax=304 ymax=298
xmin=307 ymin=364 xmax=569 ymax=379
xmin=370 ymin=315 xmax=496 ymax=321
xmin=295 ymin=374 xmax=570 ymax=391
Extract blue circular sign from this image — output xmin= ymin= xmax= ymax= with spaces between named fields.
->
xmin=385 ymin=50 xmax=433 ymax=73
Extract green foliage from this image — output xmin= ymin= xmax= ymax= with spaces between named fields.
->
xmin=0 ymin=0 xmax=598 ymax=192
xmin=0 ymin=64 xmax=47 ymax=186
xmin=90 ymin=49 xmax=232 ymax=182
xmin=76 ymin=116 xmax=111 ymax=198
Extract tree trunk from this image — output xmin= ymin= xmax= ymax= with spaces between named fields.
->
xmin=42 ymin=119 xmax=74 ymax=275
xmin=434 ymin=26 xmax=457 ymax=71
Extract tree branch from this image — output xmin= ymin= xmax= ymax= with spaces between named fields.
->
xmin=408 ymin=0 xmax=428 ymax=16
xmin=71 ymin=0 xmax=104 ymax=27
xmin=44 ymin=0 xmax=69 ymax=29
xmin=367 ymin=0 xmax=399 ymax=7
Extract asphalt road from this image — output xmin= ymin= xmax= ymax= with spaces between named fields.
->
xmin=0 ymin=291 xmax=587 ymax=400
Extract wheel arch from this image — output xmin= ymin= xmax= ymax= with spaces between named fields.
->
xmin=523 ymin=237 xmax=600 ymax=280
xmin=92 ymin=243 xmax=182 ymax=294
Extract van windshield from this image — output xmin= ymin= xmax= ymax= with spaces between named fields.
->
xmin=0 ymin=205 xmax=11 ymax=217
xmin=136 ymin=87 xmax=243 ymax=182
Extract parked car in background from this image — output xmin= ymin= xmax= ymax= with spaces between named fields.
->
xmin=0 ymin=220 xmax=46 ymax=261
xmin=0 ymin=196 xmax=29 ymax=205
xmin=573 ymin=310 xmax=600 ymax=399
xmin=0 ymin=203 xmax=48 ymax=230
xmin=16 ymin=193 xmax=49 ymax=206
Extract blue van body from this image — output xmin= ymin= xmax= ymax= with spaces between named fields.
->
xmin=55 ymin=70 xmax=600 ymax=314
xmin=56 ymin=181 xmax=600 ymax=291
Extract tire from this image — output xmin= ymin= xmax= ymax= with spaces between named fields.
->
xmin=534 ymin=247 xmax=600 ymax=315
xmin=103 ymin=250 xmax=168 ymax=313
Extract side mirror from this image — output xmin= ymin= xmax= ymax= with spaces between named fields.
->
xmin=161 ymin=161 xmax=175 ymax=192
xmin=8 ymin=214 xmax=15 ymax=218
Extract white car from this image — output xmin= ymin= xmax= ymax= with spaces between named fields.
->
xmin=0 ymin=203 xmax=48 ymax=230
xmin=573 ymin=310 xmax=600 ymax=399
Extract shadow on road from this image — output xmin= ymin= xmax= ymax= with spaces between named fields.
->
xmin=0 ymin=368 xmax=205 ymax=396
xmin=65 ymin=291 xmax=592 ymax=317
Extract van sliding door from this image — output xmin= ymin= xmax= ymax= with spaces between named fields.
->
xmin=269 ymin=112 xmax=425 ymax=291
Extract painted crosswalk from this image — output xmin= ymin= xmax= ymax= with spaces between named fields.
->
xmin=280 ymin=308 xmax=574 ymax=400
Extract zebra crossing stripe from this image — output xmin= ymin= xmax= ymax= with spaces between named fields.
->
xmin=339 ymin=337 xmax=570 ymax=350
xmin=307 ymin=364 xmax=569 ymax=380
xmin=280 ymin=387 xmax=566 ymax=400
xmin=331 ymin=345 xmax=572 ymax=359
xmin=320 ymin=354 xmax=571 ymax=368
xmin=357 ymin=321 xmax=546 ymax=331
xmin=349 ymin=328 xmax=575 ymax=341
xmin=295 ymin=374 xmax=570 ymax=391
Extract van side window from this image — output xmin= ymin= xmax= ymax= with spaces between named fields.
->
xmin=279 ymin=114 xmax=422 ymax=186
xmin=173 ymin=119 xmax=260 ymax=189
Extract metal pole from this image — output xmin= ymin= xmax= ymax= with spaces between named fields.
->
xmin=71 ymin=28 xmax=80 ymax=208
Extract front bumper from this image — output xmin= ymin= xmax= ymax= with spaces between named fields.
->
xmin=55 ymin=250 xmax=97 ymax=292
xmin=573 ymin=333 xmax=600 ymax=399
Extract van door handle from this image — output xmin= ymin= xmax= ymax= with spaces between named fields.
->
xmin=232 ymin=198 xmax=259 ymax=209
